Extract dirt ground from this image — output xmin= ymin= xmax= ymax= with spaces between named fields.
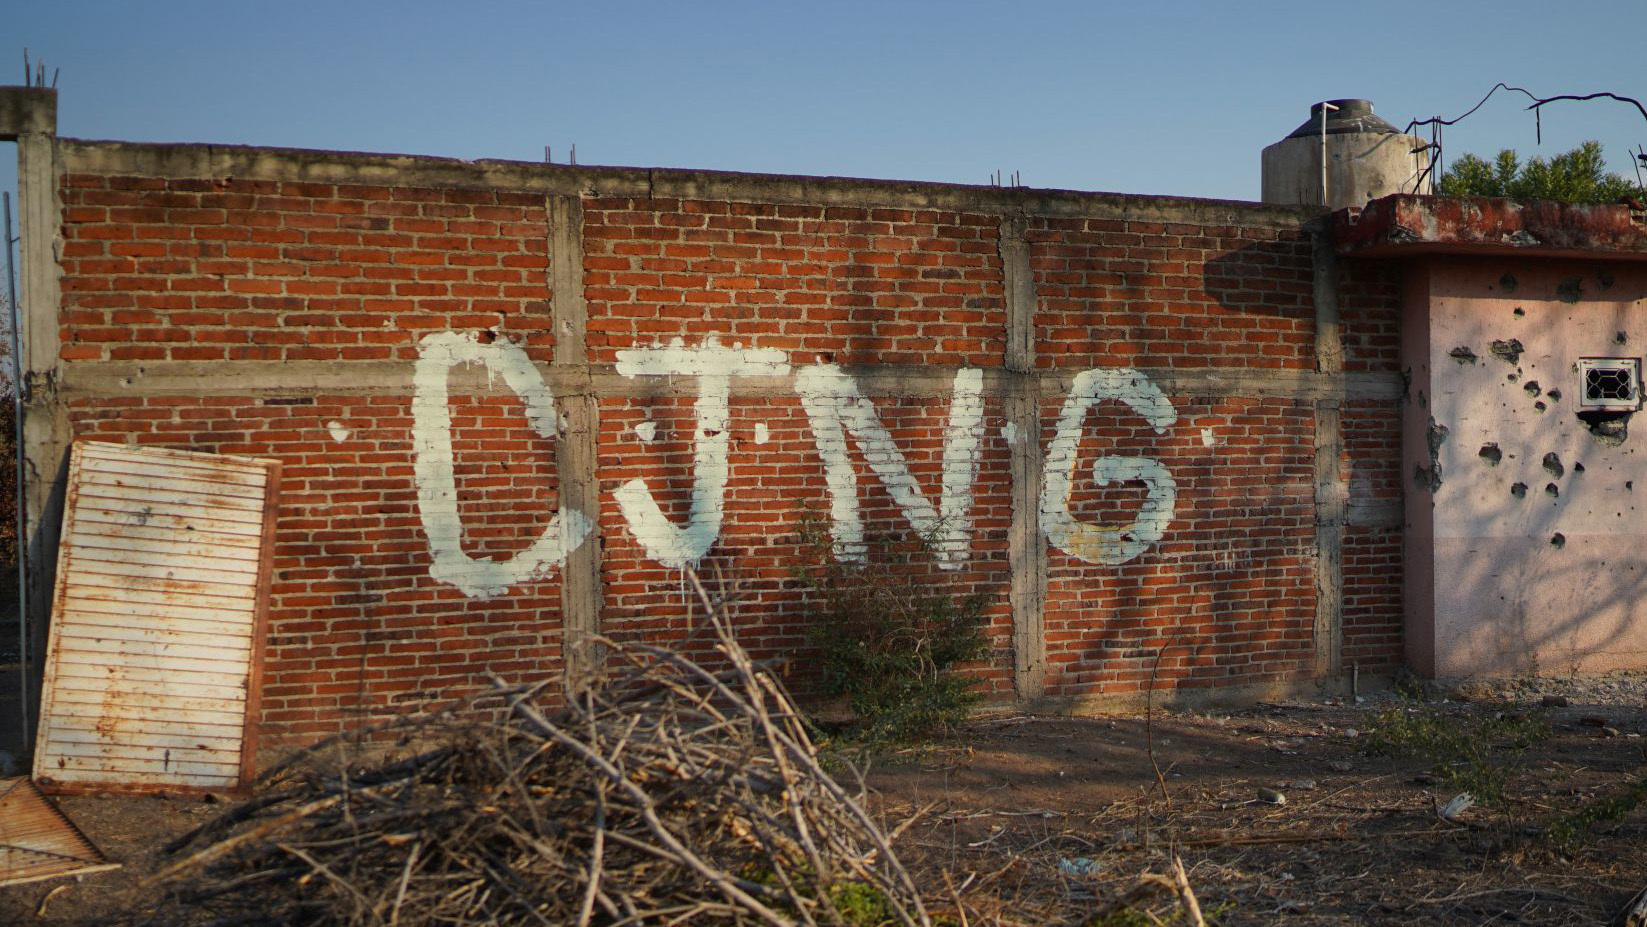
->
xmin=869 ymin=683 xmax=1647 ymax=925
xmin=5 ymin=682 xmax=1647 ymax=926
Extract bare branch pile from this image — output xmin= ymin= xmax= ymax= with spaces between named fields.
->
xmin=142 ymin=607 xmax=930 ymax=927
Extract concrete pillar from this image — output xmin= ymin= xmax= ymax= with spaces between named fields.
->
xmin=999 ymin=214 xmax=1047 ymax=701
xmin=1311 ymin=224 xmax=1345 ymax=678
xmin=548 ymin=194 xmax=604 ymax=692
xmin=0 ymin=87 xmax=67 ymax=744
xmin=1399 ymin=263 xmax=1437 ymax=677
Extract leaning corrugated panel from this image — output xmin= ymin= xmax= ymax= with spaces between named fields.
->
xmin=32 ymin=441 xmax=280 ymax=795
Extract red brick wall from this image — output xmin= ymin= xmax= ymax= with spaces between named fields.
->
xmin=1039 ymin=394 xmax=1318 ymax=693
xmin=58 ymin=175 xmax=553 ymax=365
xmin=1030 ymin=218 xmax=1323 ymax=691
xmin=581 ymin=198 xmax=1004 ymax=366
xmin=52 ymin=160 xmax=1407 ymax=740
xmin=1340 ymin=260 xmax=1405 ymax=670
xmin=1033 ymin=219 xmax=1315 ymax=370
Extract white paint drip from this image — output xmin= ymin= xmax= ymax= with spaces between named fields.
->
xmin=796 ymin=365 xmax=985 ymax=568
xmin=613 ymin=338 xmax=790 ymax=569
xmin=1040 ymin=367 xmax=1178 ymax=565
xmin=411 ymin=332 xmax=592 ymax=598
xmin=753 ymin=422 xmax=770 ymax=445
xmin=327 ymin=421 xmax=351 ymax=443
xmin=635 ymin=420 xmax=658 ymax=443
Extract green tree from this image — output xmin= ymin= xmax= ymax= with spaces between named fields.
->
xmin=1438 ymin=140 xmax=1646 ymax=203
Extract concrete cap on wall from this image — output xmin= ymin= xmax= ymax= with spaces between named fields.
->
xmin=1334 ymin=194 xmax=1647 ymax=260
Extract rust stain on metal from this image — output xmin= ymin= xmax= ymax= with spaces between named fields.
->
xmin=32 ymin=441 xmax=281 ymax=796
xmin=0 ymin=777 xmax=119 ymax=887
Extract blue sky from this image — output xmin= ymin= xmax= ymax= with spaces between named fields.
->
xmin=5 ymin=0 xmax=1647 ymax=217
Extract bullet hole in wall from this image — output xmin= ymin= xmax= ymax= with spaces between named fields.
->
xmin=1514 ymin=306 xmax=1526 ymax=317
xmin=1500 ymin=273 xmax=1518 ymax=292
xmin=1418 ymin=418 xmax=1449 ymax=493
xmin=1524 ymin=380 xmax=1542 ymax=397
xmin=1546 ymin=482 xmax=1560 ymax=498
xmin=1543 ymin=452 xmax=1564 ymax=479
xmin=1511 ymin=482 xmax=1528 ymax=499
xmin=1579 ymin=410 xmax=1632 ymax=447
xmin=1557 ymin=277 xmax=1584 ymax=303
xmin=1490 ymin=339 xmax=1525 ymax=364
xmin=1535 ymin=401 xmax=1548 ymax=412
xmin=1551 ymin=532 xmax=1567 ymax=549
xmin=1574 ymin=462 xmax=1585 ymax=474
xmin=1449 ymin=347 xmax=1478 ymax=365
xmin=1548 ymin=388 xmax=1562 ymax=402
xmin=1479 ymin=443 xmax=1503 ymax=465
xmin=1617 ymin=331 xmax=1630 ymax=345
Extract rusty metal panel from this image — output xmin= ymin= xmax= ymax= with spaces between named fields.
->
xmin=0 ymin=777 xmax=118 ymax=886
xmin=33 ymin=441 xmax=280 ymax=795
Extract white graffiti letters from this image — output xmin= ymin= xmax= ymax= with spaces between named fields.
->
xmin=797 ymin=365 xmax=985 ymax=569
xmin=612 ymin=338 xmax=790 ymax=570
xmin=411 ymin=332 xmax=593 ymax=598
xmin=1040 ymin=367 xmax=1178 ymax=565
xmin=414 ymin=333 xmax=1182 ymax=596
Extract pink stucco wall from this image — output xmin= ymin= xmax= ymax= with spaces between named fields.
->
xmin=1408 ymin=257 xmax=1647 ymax=676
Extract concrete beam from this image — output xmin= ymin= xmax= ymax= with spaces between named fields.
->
xmin=59 ymin=360 xmax=1405 ymax=403
xmin=56 ymin=138 xmax=1327 ymax=229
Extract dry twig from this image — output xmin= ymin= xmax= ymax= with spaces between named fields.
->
xmin=137 ymin=570 xmax=931 ymax=927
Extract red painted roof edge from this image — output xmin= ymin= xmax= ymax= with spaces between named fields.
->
xmin=1334 ymin=194 xmax=1647 ymax=261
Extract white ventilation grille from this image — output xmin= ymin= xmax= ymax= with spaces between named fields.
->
xmin=1578 ymin=358 xmax=1642 ymax=411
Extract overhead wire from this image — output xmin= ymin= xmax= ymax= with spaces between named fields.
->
xmin=1402 ymin=84 xmax=1647 ymax=194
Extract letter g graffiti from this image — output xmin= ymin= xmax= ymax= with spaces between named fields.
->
xmin=1039 ymin=367 xmax=1178 ymax=565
